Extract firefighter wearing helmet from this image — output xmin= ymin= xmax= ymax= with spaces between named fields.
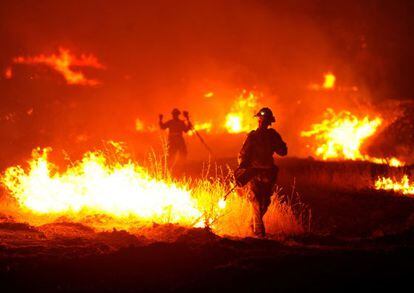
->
xmin=236 ymin=107 xmax=287 ymax=237
xmin=159 ymin=108 xmax=192 ymax=167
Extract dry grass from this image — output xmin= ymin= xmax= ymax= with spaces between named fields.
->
xmin=0 ymin=142 xmax=310 ymax=239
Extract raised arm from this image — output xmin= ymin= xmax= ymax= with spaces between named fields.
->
xmin=159 ymin=114 xmax=168 ymax=130
xmin=182 ymin=111 xmax=193 ymax=132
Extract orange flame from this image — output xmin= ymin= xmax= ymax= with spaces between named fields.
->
xmin=224 ymin=90 xmax=259 ymax=133
xmin=13 ymin=48 xmax=104 ymax=86
xmin=323 ymin=73 xmax=336 ymax=89
xmin=188 ymin=122 xmax=212 ymax=136
xmin=0 ymin=145 xmax=304 ymax=236
xmin=1 ymin=147 xmax=205 ymax=226
xmin=375 ymin=175 xmax=414 ymax=195
xmin=301 ymin=108 xmax=403 ymax=166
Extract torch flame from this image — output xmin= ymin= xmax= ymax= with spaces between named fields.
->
xmin=13 ymin=48 xmax=104 ymax=86
xmin=375 ymin=175 xmax=414 ymax=195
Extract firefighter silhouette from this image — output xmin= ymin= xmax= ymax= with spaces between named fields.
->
xmin=236 ymin=107 xmax=287 ymax=237
xmin=159 ymin=108 xmax=192 ymax=167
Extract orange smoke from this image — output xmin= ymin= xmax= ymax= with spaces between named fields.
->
xmin=13 ymin=47 xmax=104 ymax=86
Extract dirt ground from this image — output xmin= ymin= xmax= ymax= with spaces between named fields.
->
xmin=1 ymin=158 xmax=414 ymax=292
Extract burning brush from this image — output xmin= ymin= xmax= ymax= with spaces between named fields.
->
xmin=0 ymin=143 xmax=304 ymax=237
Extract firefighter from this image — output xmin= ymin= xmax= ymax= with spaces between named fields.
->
xmin=159 ymin=108 xmax=192 ymax=167
xmin=236 ymin=107 xmax=287 ymax=238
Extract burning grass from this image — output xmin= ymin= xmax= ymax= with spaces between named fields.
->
xmin=0 ymin=142 xmax=307 ymax=239
xmin=301 ymin=108 xmax=403 ymax=167
xmin=375 ymin=175 xmax=414 ymax=196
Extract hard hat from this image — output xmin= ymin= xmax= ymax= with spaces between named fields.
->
xmin=171 ymin=108 xmax=181 ymax=115
xmin=255 ymin=107 xmax=276 ymax=123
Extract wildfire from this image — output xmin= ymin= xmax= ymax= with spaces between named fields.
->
xmin=224 ymin=90 xmax=259 ymax=133
xmin=301 ymin=108 xmax=403 ymax=166
xmin=375 ymin=175 xmax=414 ymax=195
xmin=12 ymin=47 xmax=104 ymax=86
xmin=0 ymin=144 xmax=304 ymax=236
xmin=1 ymin=147 xmax=205 ymax=226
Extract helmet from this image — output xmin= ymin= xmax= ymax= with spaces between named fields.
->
xmin=171 ymin=108 xmax=181 ymax=115
xmin=255 ymin=107 xmax=276 ymax=123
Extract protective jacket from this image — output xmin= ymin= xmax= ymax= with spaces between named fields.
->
xmin=237 ymin=127 xmax=287 ymax=237
xmin=238 ymin=128 xmax=287 ymax=169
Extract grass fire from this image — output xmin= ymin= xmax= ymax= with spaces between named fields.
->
xmin=1 ymin=1 xmax=414 ymax=292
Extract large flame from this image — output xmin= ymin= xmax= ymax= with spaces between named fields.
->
xmin=301 ymin=108 xmax=403 ymax=166
xmin=224 ymin=90 xmax=259 ymax=133
xmin=1 ymin=147 xmax=204 ymax=226
xmin=375 ymin=175 xmax=414 ymax=196
xmin=12 ymin=47 xmax=104 ymax=86
xmin=0 ymin=145 xmax=305 ymax=236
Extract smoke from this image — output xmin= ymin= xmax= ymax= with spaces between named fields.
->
xmin=0 ymin=0 xmax=413 ymax=163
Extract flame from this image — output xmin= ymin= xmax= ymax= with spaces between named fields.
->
xmin=225 ymin=90 xmax=259 ymax=133
xmin=375 ymin=175 xmax=414 ymax=195
xmin=301 ymin=108 xmax=404 ymax=166
xmin=0 ymin=145 xmax=304 ymax=236
xmin=301 ymin=109 xmax=382 ymax=160
xmin=204 ymin=92 xmax=214 ymax=98
xmin=323 ymin=73 xmax=336 ymax=89
xmin=1 ymin=147 xmax=204 ymax=226
xmin=13 ymin=48 xmax=104 ymax=86
xmin=188 ymin=122 xmax=212 ymax=136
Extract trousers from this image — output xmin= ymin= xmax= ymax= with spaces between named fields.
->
xmin=248 ymin=168 xmax=278 ymax=237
